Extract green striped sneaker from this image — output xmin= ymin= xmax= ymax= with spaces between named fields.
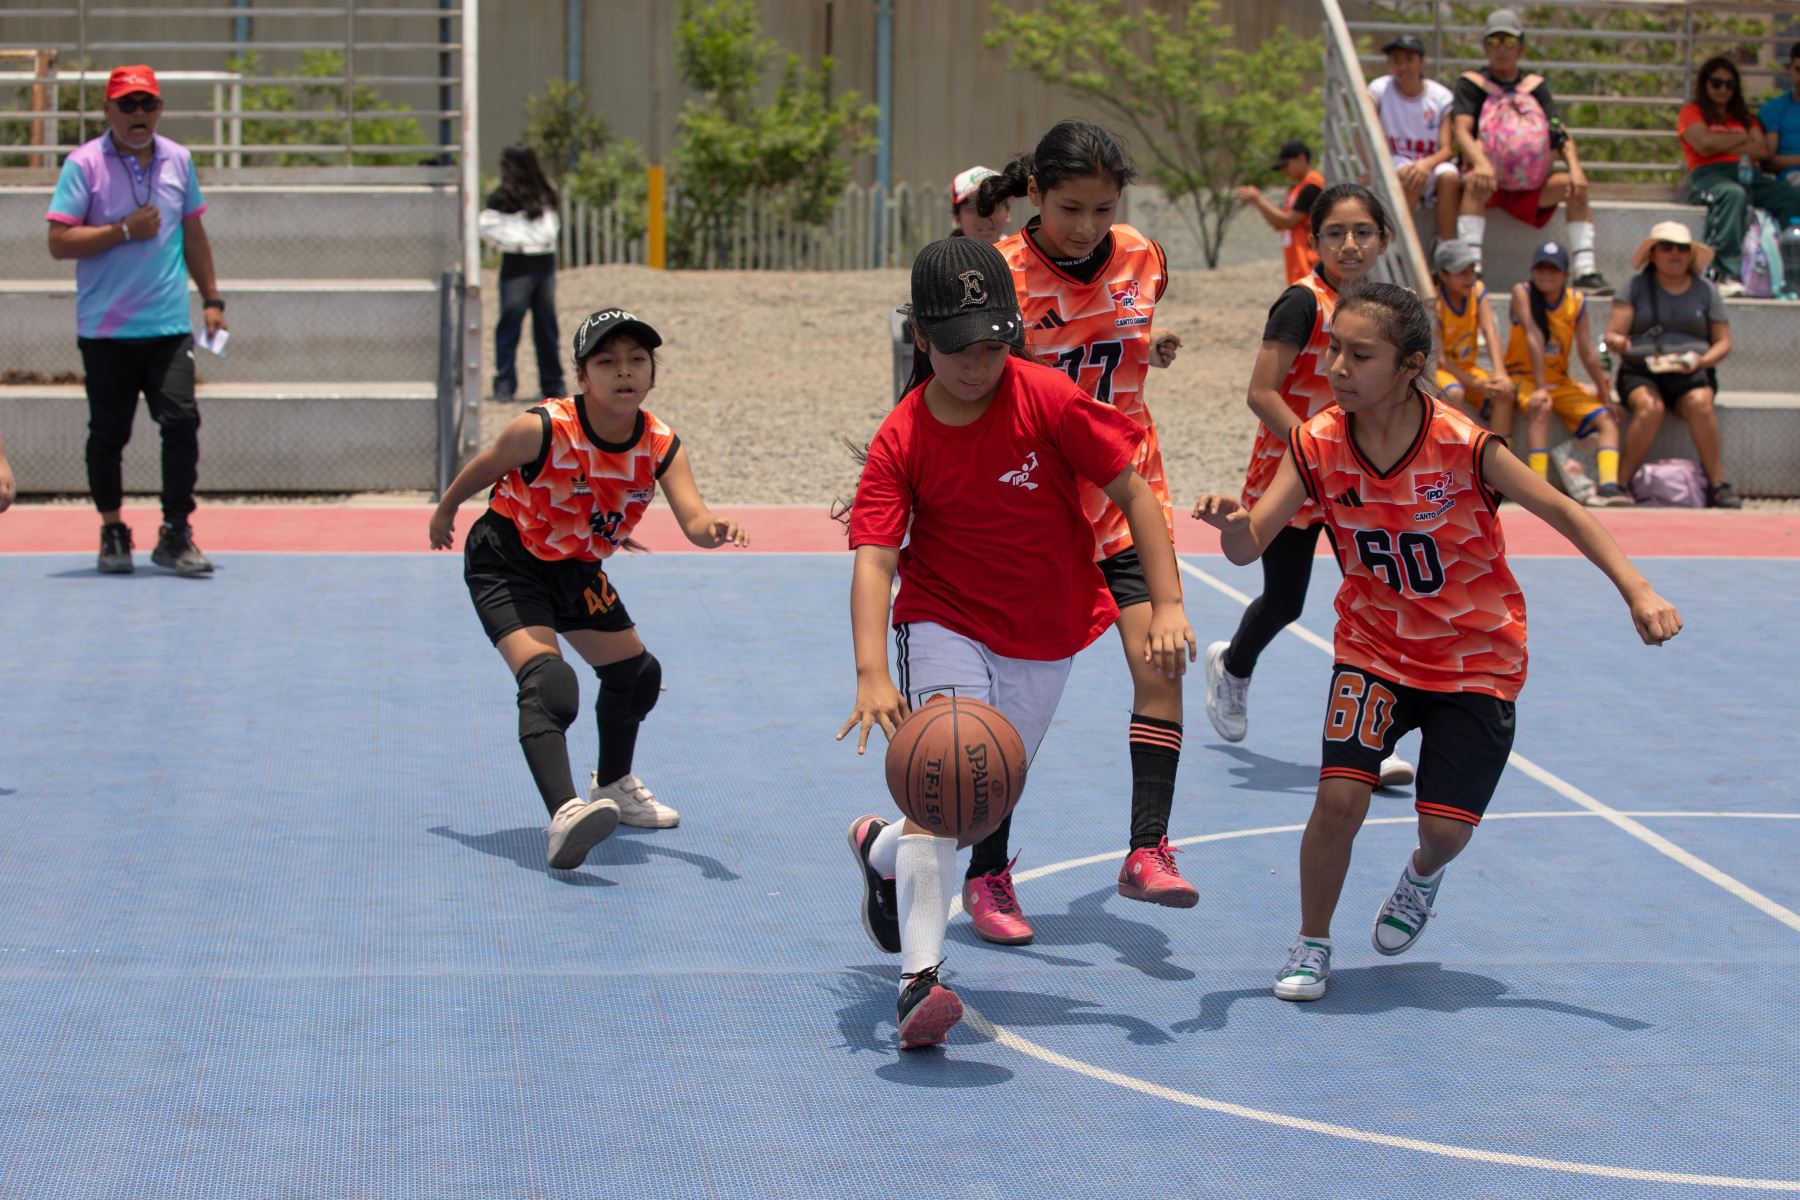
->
xmin=1371 ymin=864 xmax=1441 ymax=956
xmin=1273 ymin=938 xmax=1331 ymax=1001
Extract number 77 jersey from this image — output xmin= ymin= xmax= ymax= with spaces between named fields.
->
xmin=1290 ymin=397 xmax=1528 ymax=701
xmin=997 ymin=222 xmax=1171 ymax=559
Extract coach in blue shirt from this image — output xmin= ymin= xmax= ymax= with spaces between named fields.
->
xmin=1760 ymin=43 xmax=1800 ymax=184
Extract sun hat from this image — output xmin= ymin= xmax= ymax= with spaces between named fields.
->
xmin=1630 ymin=220 xmax=1714 ymax=274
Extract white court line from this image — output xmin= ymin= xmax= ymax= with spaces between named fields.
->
xmin=948 ymin=809 xmax=1800 ymax=1191
xmin=1176 ymin=558 xmax=1800 ymax=936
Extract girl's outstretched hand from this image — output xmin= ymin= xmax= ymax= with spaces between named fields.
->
xmin=1630 ymin=588 xmax=1683 ymax=646
xmin=1144 ymin=604 xmax=1197 ymax=680
xmin=429 ymin=507 xmax=455 ymax=550
xmin=1150 ymin=330 xmax=1183 ymax=368
xmin=703 ymin=517 xmax=749 ymax=548
xmin=1191 ymin=493 xmax=1248 ymax=531
xmin=837 ymin=676 xmax=911 ymax=756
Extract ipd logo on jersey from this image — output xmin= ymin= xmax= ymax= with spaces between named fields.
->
xmin=1111 ymin=279 xmax=1149 ymax=328
xmin=1412 ymin=470 xmax=1457 ymax=521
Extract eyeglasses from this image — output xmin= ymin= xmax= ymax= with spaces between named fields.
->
xmin=1653 ymin=241 xmax=1692 ymax=253
xmin=113 ymin=96 xmax=161 ymax=113
xmin=1484 ymin=34 xmax=1521 ymax=48
xmin=1706 ymin=76 xmax=1736 ymax=90
xmin=1321 ymin=224 xmax=1383 ymax=247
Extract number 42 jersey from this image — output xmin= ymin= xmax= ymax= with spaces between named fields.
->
xmin=1291 ymin=397 xmax=1528 ymax=701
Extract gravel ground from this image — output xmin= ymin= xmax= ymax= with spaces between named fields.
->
xmin=480 ymin=261 xmax=1284 ymax=508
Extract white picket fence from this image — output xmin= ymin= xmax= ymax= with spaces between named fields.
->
xmin=557 ymin=181 xmax=950 ymax=271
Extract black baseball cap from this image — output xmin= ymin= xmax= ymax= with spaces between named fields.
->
xmin=572 ymin=307 xmax=662 ymax=362
xmin=1382 ymin=33 xmax=1427 ymax=55
xmin=909 ymin=236 xmax=1024 ymax=354
xmin=1272 ymin=139 xmax=1312 ymax=168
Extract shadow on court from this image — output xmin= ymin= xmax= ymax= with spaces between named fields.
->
xmin=428 ymin=823 xmax=741 ymax=883
xmin=1205 ymin=744 xmax=1321 ymax=795
xmin=949 ymin=884 xmax=1194 ymax=981
xmin=1172 ymin=961 xmax=1653 ymax=1033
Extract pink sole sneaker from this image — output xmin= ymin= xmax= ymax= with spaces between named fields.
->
xmin=898 ymin=985 xmax=964 ymax=1050
xmin=1116 ymin=838 xmax=1199 ymax=908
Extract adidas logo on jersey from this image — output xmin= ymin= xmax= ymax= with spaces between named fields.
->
xmin=1033 ymin=310 xmax=1066 ymax=330
xmin=998 ymin=451 xmax=1040 ymax=490
xmin=1334 ymin=487 xmax=1364 ymax=508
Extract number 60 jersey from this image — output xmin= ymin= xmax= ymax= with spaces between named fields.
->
xmin=1290 ymin=397 xmax=1528 ymax=701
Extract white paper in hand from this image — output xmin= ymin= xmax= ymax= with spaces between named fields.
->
xmin=197 ymin=328 xmax=230 ymax=357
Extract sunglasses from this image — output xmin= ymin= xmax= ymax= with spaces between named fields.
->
xmin=1654 ymin=241 xmax=1692 ymax=253
xmin=112 ymin=96 xmax=161 ymax=113
xmin=1484 ymin=34 xmax=1521 ymax=47
xmin=1706 ymin=76 xmax=1736 ymax=89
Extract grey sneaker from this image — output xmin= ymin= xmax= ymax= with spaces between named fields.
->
xmin=1589 ymin=483 xmax=1635 ymax=508
xmin=151 ymin=523 xmax=214 ymax=576
xmin=1274 ymin=938 xmax=1331 ymax=1001
xmin=546 ymin=796 xmax=620 ymax=869
xmin=97 ymin=522 xmax=134 ymax=573
xmin=591 ymin=771 xmax=679 ymax=828
xmin=1203 ymin=640 xmax=1250 ymax=742
xmin=1372 ymin=862 xmax=1442 ymax=955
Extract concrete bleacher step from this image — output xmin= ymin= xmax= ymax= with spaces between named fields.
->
xmin=0 ymin=184 xmax=459 ymax=281
xmin=0 ymin=381 xmax=440 ymax=492
xmin=3 ymin=279 xmax=441 ymax=384
xmin=1475 ymin=199 xmax=1722 ymax=295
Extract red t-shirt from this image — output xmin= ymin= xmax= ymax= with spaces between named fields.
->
xmin=1677 ymin=103 xmax=1761 ymax=170
xmin=849 ymin=356 xmax=1144 ymax=660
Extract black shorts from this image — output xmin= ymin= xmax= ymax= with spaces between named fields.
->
xmin=1099 ymin=546 xmax=1151 ymax=610
xmin=1318 ymin=665 xmax=1516 ymax=825
xmin=463 ymin=510 xmax=635 ymax=644
xmin=1616 ymin=364 xmax=1718 ymax=408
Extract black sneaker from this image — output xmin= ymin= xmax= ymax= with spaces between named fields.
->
xmin=1572 ymin=271 xmax=1614 ymax=296
xmin=897 ymin=963 xmax=962 ymax=1051
xmin=848 ymin=815 xmax=901 ymax=953
xmin=97 ymin=522 xmax=134 ymax=574
xmin=1708 ymin=481 xmax=1743 ymax=509
xmin=1590 ymin=482 xmax=1635 ymax=508
xmin=151 ymin=522 xmax=214 ymax=576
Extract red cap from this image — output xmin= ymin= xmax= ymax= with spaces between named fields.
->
xmin=106 ymin=65 xmax=160 ymax=100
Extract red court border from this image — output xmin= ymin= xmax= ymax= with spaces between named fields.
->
xmin=1 ymin=503 xmax=1797 ymax=557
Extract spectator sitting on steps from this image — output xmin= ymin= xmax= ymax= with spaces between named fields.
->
xmin=1452 ymin=8 xmax=1611 ymax=295
xmin=1680 ymin=57 xmax=1800 ymax=297
xmin=1603 ymin=221 xmax=1741 ymax=508
xmin=1368 ymin=33 xmax=1461 ymax=248
xmin=1758 ymin=43 xmax=1800 ymax=187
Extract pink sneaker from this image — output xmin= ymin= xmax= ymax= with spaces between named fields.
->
xmin=961 ymin=855 xmax=1034 ymax=945
xmin=1117 ymin=837 xmax=1199 ymax=908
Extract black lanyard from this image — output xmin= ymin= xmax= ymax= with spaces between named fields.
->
xmin=107 ymin=140 xmax=158 ymax=209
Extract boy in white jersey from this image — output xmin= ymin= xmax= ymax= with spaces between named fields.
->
xmin=1368 ymin=34 xmax=1461 ymax=246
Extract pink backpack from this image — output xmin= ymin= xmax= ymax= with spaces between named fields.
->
xmin=1629 ymin=459 xmax=1708 ymax=507
xmin=1462 ymin=72 xmax=1552 ymax=191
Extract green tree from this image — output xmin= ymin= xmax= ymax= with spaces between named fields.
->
xmin=667 ymin=0 xmax=878 ymax=267
xmin=987 ymin=0 xmax=1323 ymax=268
xmin=522 ymin=79 xmax=611 ymax=179
xmin=232 ymin=50 xmax=426 ymax=166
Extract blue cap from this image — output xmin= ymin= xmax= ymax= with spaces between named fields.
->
xmin=1531 ymin=240 xmax=1569 ymax=271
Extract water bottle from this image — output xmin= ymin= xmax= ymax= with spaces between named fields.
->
xmin=1738 ymin=155 xmax=1754 ymax=185
xmin=1782 ymin=217 xmax=1800 ymax=290
xmin=1597 ymin=336 xmax=1613 ymax=376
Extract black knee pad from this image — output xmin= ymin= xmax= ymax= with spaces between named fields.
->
xmin=516 ymin=653 xmax=580 ymax=740
xmin=595 ymin=650 xmax=661 ymax=721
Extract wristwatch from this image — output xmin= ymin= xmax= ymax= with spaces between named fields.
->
xmin=203 ymin=299 xmax=226 ymax=312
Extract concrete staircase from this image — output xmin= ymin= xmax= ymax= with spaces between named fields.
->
xmin=0 ymin=179 xmax=458 ymax=494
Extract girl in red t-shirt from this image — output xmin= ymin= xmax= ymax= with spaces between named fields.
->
xmin=839 ymin=235 xmax=1193 ymax=1050
xmin=1194 ymin=282 xmax=1680 ymax=1003
xmin=428 ymin=308 xmax=747 ymax=872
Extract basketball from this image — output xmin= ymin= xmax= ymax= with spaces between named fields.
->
xmin=884 ymin=696 xmax=1028 ymax=848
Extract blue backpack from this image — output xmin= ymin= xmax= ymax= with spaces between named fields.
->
xmin=1742 ymin=207 xmax=1796 ymax=300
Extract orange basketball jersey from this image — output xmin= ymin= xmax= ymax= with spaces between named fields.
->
xmin=1241 ymin=271 xmax=1338 ymax=530
xmin=489 ymin=398 xmax=680 ymax=562
xmin=1290 ymin=397 xmax=1527 ymax=701
xmin=1282 ymin=169 xmax=1326 ymax=285
xmin=998 ymin=221 xmax=1171 ymax=559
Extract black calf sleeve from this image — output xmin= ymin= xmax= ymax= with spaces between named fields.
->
xmin=966 ymin=814 xmax=1013 ymax=881
xmin=594 ymin=651 xmax=661 ymax=786
xmin=1224 ymin=523 xmax=1323 ymax=678
xmin=516 ymin=653 xmax=580 ymax=814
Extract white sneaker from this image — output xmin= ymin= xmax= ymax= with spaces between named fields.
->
xmin=1372 ymin=862 xmax=1441 ymax=955
xmin=546 ymin=796 xmax=619 ymax=869
xmin=1274 ymin=938 xmax=1331 ymax=1001
xmin=1203 ymin=640 xmax=1250 ymax=742
xmin=1715 ymin=278 xmax=1747 ymax=299
xmin=1378 ymin=756 xmax=1415 ymax=789
xmin=591 ymin=771 xmax=680 ymax=828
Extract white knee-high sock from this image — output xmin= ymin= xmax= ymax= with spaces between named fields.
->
xmin=1567 ymin=220 xmax=1596 ymax=275
xmin=897 ymin=833 xmax=958 ymax=979
xmin=868 ymin=821 xmax=901 ymax=878
xmin=1457 ymin=214 xmax=1487 ymax=266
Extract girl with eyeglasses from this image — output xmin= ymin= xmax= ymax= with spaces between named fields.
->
xmin=1679 ymin=56 xmax=1800 ymax=295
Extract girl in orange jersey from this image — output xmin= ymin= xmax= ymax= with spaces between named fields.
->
xmin=429 ymin=308 xmax=748 ymax=870
xmin=1202 ymin=184 xmax=1413 ymax=791
xmin=953 ymin=119 xmax=1194 ymax=945
xmin=1194 ymin=282 xmax=1681 ymax=1002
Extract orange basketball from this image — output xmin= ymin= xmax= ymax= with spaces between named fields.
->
xmin=884 ymin=695 xmax=1028 ymax=848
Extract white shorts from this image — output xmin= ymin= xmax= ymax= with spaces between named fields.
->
xmin=894 ymin=621 xmax=1073 ymax=763
xmin=1403 ymin=159 xmax=1460 ymax=207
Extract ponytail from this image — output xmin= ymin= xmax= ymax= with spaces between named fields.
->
xmin=1529 ymin=284 xmax=1552 ymax=340
xmin=974 ymin=155 xmax=1032 ymax=218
